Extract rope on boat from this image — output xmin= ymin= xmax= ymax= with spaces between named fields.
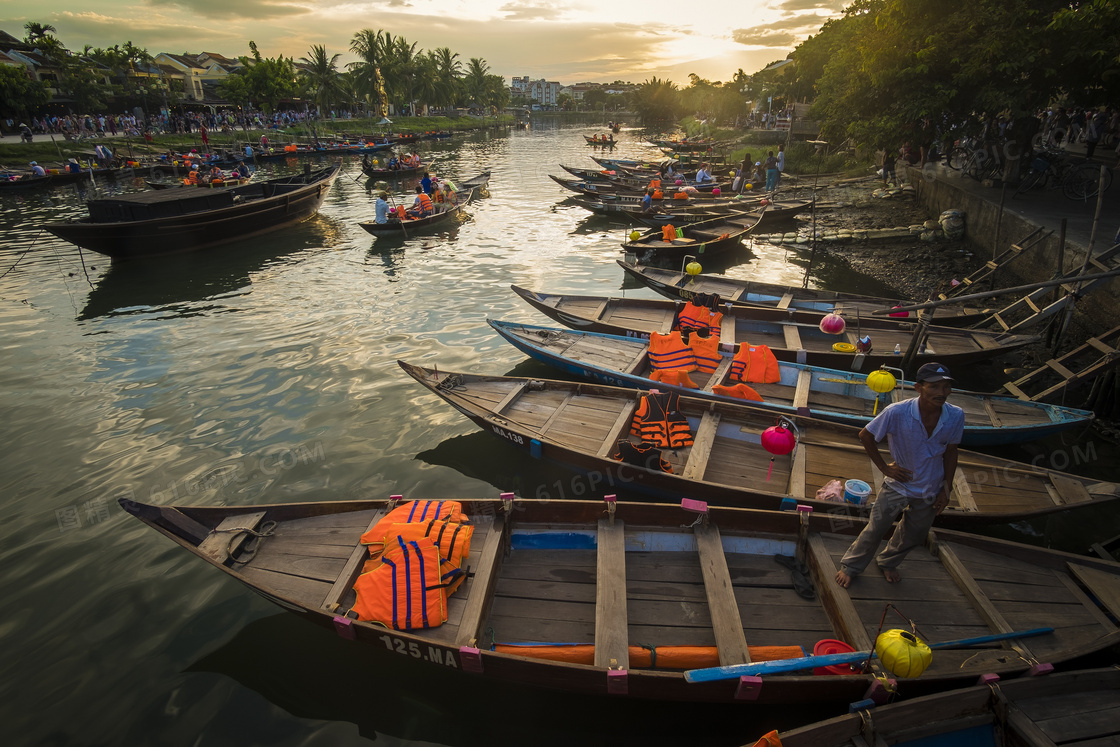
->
xmin=0 ymin=227 xmax=44 ymax=282
xmin=223 ymin=520 xmax=278 ymax=562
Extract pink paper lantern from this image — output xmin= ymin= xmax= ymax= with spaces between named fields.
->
xmin=889 ymin=304 xmax=910 ymax=318
xmin=761 ymin=425 xmax=797 ymax=456
xmin=819 ymin=313 xmax=846 ymax=335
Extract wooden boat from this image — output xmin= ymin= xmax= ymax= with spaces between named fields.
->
xmin=509 ymin=286 xmax=1037 ymax=373
xmin=0 ymin=174 xmax=56 ymax=190
xmin=634 ymin=200 xmax=813 ymax=229
xmin=551 ymin=174 xmax=726 ymax=198
xmin=764 ymin=667 xmax=1120 ymax=747
xmin=356 ymin=171 xmax=490 ymax=235
xmin=44 ymin=162 xmax=341 ymax=260
xmin=616 ymin=261 xmax=992 ymax=327
xmin=398 ymin=361 xmax=1120 ymax=526
xmin=584 ymin=135 xmax=617 ymax=146
xmin=121 ymin=492 xmax=1120 ymax=705
xmin=487 ymin=320 xmax=1094 ymax=446
xmin=145 ymin=175 xmax=252 ymax=190
xmin=361 ymin=155 xmax=430 ymax=179
xmin=621 ymin=215 xmax=760 ymax=261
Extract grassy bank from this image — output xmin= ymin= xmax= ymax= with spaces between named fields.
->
xmin=0 ymin=114 xmax=515 ymax=168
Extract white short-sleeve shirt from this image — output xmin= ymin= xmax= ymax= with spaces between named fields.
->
xmin=865 ymin=398 xmax=964 ymax=500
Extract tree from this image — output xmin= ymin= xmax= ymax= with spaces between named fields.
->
xmin=630 ymin=78 xmax=681 ymax=125
xmin=23 ymin=22 xmax=57 ymax=43
xmin=0 ymin=64 xmax=50 ymax=118
xmin=463 ymin=57 xmax=488 ymax=106
xmin=299 ymin=44 xmax=343 ymax=114
xmin=219 ymin=41 xmax=298 ymax=114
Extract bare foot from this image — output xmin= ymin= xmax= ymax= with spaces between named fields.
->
xmin=834 ymin=570 xmax=853 ymax=588
xmin=881 ymin=567 xmax=901 ymax=583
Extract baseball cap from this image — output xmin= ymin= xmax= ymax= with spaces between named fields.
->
xmin=915 ymin=363 xmax=953 ymax=382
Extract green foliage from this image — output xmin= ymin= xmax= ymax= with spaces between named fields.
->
xmin=0 ymin=65 xmax=50 ymax=115
xmin=220 ymin=42 xmax=298 ymax=114
xmin=299 ymin=45 xmax=344 ymax=114
xmin=1049 ymin=0 xmax=1120 ymax=104
xmin=630 ymin=78 xmax=681 ymax=125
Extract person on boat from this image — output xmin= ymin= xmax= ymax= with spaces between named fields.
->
xmin=30 ymin=161 xmax=46 ymax=177
xmin=641 ymin=188 xmax=655 ymax=213
xmin=408 ymin=185 xmax=433 ymax=217
xmin=387 ymin=155 xmax=400 ymax=171
xmin=834 ymin=363 xmax=963 ymax=589
xmin=420 ymin=172 xmax=433 ymax=195
xmin=374 ymin=190 xmax=391 ymax=224
xmin=235 ymin=162 xmax=250 ymax=179
xmin=695 ymin=163 xmax=714 ymax=184
xmin=260 ymin=134 xmax=269 ymax=149
xmin=66 ymin=158 xmax=81 ymax=174
xmin=442 ymin=180 xmax=458 ymax=205
xmin=185 ymin=165 xmax=201 ymax=185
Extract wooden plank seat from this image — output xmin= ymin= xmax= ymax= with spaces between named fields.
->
xmin=695 ymin=522 xmax=752 ymax=665
xmin=594 ymin=518 xmax=629 ymax=668
xmin=321 ymin=507 xmax=390 ymax=612
xmin=453 ymin=514 xmax=508 ymax=646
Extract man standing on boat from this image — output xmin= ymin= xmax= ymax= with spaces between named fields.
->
xmin=834 ymin=363 xmax=963 ymax=588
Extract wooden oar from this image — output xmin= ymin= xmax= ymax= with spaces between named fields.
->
xmin=683 ymin=627 xmax=1054 ymax=682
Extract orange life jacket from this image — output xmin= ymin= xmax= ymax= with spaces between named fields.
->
xmin=661 ymin=224 xmax=677 ymax=242
xmin=361 ymin=500 xmax=464 ymax=548
xmin=629 ymin=391 xmax=693 ymax=448
xmin=712 ymin=382 xmax=764 ymax=402
xmin=351 ymin=535 xmax=460 ymax=630
xmin=652 ymin=189 xmax=664 ymax=199
xmin=688 ymin=333 xmax=721 ymax=374
xmin=649 ymin=368 xmax=699 ymax=388
xmin=648 ymin=178 xmax=661 ymax=190
xmin=373 ymin=517 xmax=474 ymax=594
xmin=730 ymin=343 xmax=781 ymax=384
xmin=673 ymin=191 xmax=690 ymax=200
xmin=678 ymin=302 xmax=723 ymax=339
xmin=415 ymin=193 xmax=433 ymax=213
xmin=648 ymin=331 xmax=696 ymax=371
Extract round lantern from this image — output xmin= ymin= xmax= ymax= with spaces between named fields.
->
xmin=712 ymin=187 xmax=721 ymax=196
xmin=866 ymin=368 xmax=897 ymax=415
xmin=760 ymin=418 xmax=798 ymax=481
xmin=759 ymin=198 xmax=771 ymax=206
xmin=875 ymin=630 xmax=932 ymax=678
xmin=889 ymin=304 xmax=910 ymax=318
xmin=629 ymin=230 xmax=641 ymax=241
xmin=744 ymin=183 xmax=753 ymax=191
xmin=819 ymin=313 xmax=846 ymax=335
xmin=685 ymin=261 xmax=702 ymax=276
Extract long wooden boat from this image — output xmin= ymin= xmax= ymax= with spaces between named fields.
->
xmin=487 ymin=320 xmax=1094 ymax=446
xmin=361 ymin=155 xmax=431 ymax=179
xmin=510 ymin=286 xmax=1037 ymax=373
xmin=0 ymin=174 xmax=57 ymax=190
xmin=121 ymin=493 xmax=1120 ymax=705
xmin=145 ymin=175 xmax=253 ymax=190
xmin=44 ymin=162 xmax=341 ymax=260
xmin=584 ymin=135 xmax=617 ymax=146
xmin=634 ymin=200 xmax=813 ymax=229
xmin=399 ymin=361 xmax=1120 ymax=526
xmin=764 ymin=667 xmax=1120 ymax=747
xmin=621 ymin=215 xmax=760 ymax=261
xmin=551 ymin=174 xmax=726 ymax=198
xmin=356 ymin=171 xmax=490 ymax=235
xmin=616 ymin=261 xmax=992 ymax=327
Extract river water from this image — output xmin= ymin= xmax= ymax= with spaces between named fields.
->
xmin=2 ymin=121 xmax=1117 ymax=746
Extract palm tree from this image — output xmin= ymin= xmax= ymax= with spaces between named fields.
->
xmin=390 ymin=36 xmax=420 ymax=115
xmin=350 ymin=29 xmax=395 ymax=117
xmin=299 ymin=44 xmax=343 ymax=115
xmin=23 ymin=22 xmax=57 ymax=43
xmin=463 ymin=57 xmax=489 ymax=108
xmin=431 ymin=47 xmax=461 ymax=111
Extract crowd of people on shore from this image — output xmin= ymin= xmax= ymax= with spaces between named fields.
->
xmin=5 ymin=107 xmax=331 ymax=141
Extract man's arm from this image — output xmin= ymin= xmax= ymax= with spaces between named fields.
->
xmin=935 ymin=443 xmax=959 ymax=515
xmin=858 ymin=426 xmax=913 ymax=482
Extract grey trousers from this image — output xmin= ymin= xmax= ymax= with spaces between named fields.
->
xmin=839 ymin=484 xmax=936 ymax=577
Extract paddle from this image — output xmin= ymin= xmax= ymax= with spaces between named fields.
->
xmin=683 ymin=627 xmax=1054 ymax=683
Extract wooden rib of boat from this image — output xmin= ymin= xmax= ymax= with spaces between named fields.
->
xmin=487 ymin=320 xmax=1094 ymax=446
xmin=616 ymin=260 xmax=991 ymax=327
xmin=121 ymin=493 xmax=1120 ymax=705
xmin=398 ymin=361 xmax=1119 ymax=526
xmin=509 ymin=286 xmax=1037 ymax=373
xmin=44 ymin=162 xmax=341 ymax=260
xmin=766 ymin=667 xmax=1120 ymax=747
xmin=621 ymin=215 xmax=760 ymax=260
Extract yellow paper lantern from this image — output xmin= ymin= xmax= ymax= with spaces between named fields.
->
xmin=875 ymin=630 xmax=932 ymax=678
xmin=866 ymin=368 xmax=897 ymax=394
xmin=629 ymin=230 xmax=641 ymax=241
xmin=744 ymin=183 xmax=753 ymax=190
xmin=685 ymin=261 xmax=702 ymax=276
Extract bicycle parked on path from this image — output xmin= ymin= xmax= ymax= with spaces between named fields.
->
xmin=1014 ymin=147 xmax=1112 ymax=201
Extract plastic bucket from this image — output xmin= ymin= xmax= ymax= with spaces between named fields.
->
xmin=812 ymin=639 xmax=860 ymax=676
xmin=843 ymin=479 xmax=871 ymax=504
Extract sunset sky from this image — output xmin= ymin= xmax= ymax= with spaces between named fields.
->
xmin=0 ymin=0 xmax=847 ymax=84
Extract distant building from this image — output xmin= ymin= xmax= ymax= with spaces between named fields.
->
xmin=508 ymin=76 xmax=561 ymax=107
xmin=153 ymin=52 xmax=232 ymax=103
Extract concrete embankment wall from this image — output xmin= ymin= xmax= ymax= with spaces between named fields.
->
xmin=910 ymin=169 xmax=1120 ymax=335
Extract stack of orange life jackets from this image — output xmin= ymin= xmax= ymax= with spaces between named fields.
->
xmin=350 ymin=500 xmax=474 ymax=631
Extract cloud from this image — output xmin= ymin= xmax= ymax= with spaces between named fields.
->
xmin=732 ymin=13 xmax=830 ymax=48
xmin=774 ymin=0 xmax=847 ymax=11
xmin=145 ymin=0 xmax=311 ymax=20
xmin=499 ymin=2 xmax=564 ymax=21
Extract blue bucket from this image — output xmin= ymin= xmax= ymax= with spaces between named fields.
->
xmin=843 ymin=479 xmax=871 ymax=504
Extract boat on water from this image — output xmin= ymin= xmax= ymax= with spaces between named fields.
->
xmin=509 ymin=286 xmax=1037 ymax=373
xmin=361 ymin=154 xmax=432 ymax=179
xmin=633 ymin=199 xmax=813 ymax=229
xmin=584 ymin=135 xmax=617 ymax=146
xmin=44 ymin=161 xmax=341 ymax=260
xmin=616 ymin=260 xmax=992 ymax=327
xmin=398 ymin=361 xmax=1119 ymax=526
xmin=487 ymin=319 xmax=1094 ymax=446
xmin=145 ymin=174 xmax=253 ymax=190
xmin=121 ymin=493 xmax=1120 ymax=704
xmin=358 ymin=172 xmax=490 ymax=235
xmin=755 ymin=667 xmax=1120 ymax=747
xmin=621 ymin=214 xmax=761 ymax=261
